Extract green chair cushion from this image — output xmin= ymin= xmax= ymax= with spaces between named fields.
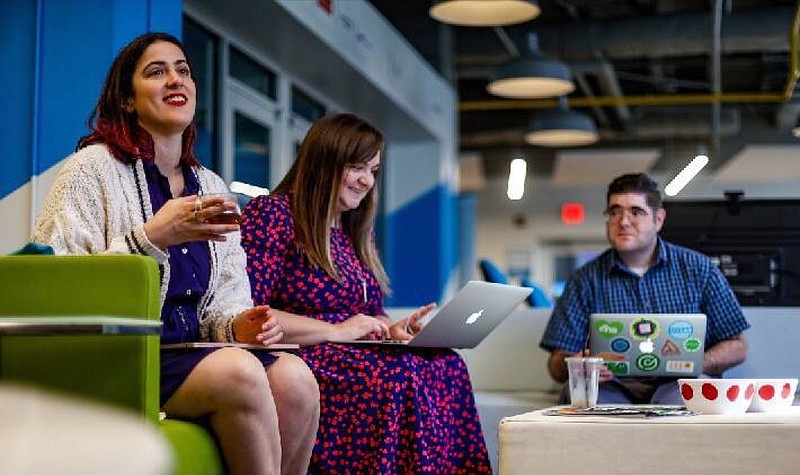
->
xmin=160 ymin=419 xmax=223 ymax=475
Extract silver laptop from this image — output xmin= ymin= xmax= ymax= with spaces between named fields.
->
xmin=343 ymin=281 xmax=531 ymax=349
xmin=589 ymin=313 xmax=707 ymax=377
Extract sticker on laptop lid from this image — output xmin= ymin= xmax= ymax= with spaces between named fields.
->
xmin=668 ymin=321 xmax=694 ymax=340
xmin=635 ymin=353 xmax=660 ymax=372
xmin=665 ymin=360 xmax=695 ymax=373
xmin=630 ymin=318 xmax=659 ymax=340
xmin=597 ymin=352 xmax=625 ymax=361
xmin=605 ymin=360 xmax=630 ymax=376
xmin=610 ymin=337 xmax=631 ymax=353
xmin=595 ymin=320 xmax=624 ymax=338
xmin=683 ymin=337 xmax=702 ymax=352
xmin=660 ymin=339 xmax=681 ymax=356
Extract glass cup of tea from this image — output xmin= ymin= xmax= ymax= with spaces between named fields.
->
xmin=200 ymin=192 xmax=242 ymax=225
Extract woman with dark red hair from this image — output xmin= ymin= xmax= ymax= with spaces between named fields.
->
xmin=33 ymin=32 xmax=318 ymax=475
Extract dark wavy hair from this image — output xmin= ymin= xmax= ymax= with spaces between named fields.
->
xmin=607 ymin=173 xmax=663 ymax=211
xmin=273 ymin=113 xmax=389 ymax=292
xmin=77 ymin=32 xmax=198 ymax=166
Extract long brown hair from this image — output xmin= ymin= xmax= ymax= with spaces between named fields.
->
xmin=77 ymin=32 xmax=198 ymax=166
xmin=273 ymin=113 xmax=389 ymax=291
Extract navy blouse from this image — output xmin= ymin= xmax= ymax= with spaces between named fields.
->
xmin=142 ymin=159 xmax=211 ymax=343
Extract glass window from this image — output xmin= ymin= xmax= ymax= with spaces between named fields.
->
xmin=291 ymin=86 xmax=326 ymax=123
xmin=183 ymin=17 xmax=218 ymax=170
xmin=234 ymin=112 xmax=270 ymax=189
xmin=229 ymin=47 xmax=277 ymax=100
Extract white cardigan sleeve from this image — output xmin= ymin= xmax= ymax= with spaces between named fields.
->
xmin=32 ymin=146 xmax=168 ymax=263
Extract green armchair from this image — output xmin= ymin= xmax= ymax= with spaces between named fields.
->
xmin=0 ymin=254 xmax=223 ymax=475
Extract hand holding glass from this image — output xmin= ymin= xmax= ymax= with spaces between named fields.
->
xmin=201 ymin=193 xmax=242 ymax=225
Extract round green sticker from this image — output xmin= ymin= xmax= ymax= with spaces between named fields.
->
xmin=635 ymin=353 xmax=660 ymax=372
xmin=683 ymin=337 xmax=702 ymax=352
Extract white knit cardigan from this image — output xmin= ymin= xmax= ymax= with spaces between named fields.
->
xmin=33 ymin=144 xmax=251 ymax=342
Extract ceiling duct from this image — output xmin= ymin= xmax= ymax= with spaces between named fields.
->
xmin=570 ymin=60 xmax=632 ymax=126
xmin=600 ymin=108 xmax=741 ymax=140
xmin=535 ymin=5 xmax=792 ymax=61
xmin=460 ymin=108 xmax=741 ymax=147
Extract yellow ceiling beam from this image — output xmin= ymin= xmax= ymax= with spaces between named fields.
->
xmin=459 ymin=93 xmax=785 ymax=112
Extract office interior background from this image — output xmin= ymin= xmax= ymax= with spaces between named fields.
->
xmin=2 ymin=0 xmax=799 ymax=308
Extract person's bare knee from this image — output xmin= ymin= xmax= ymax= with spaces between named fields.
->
xmin=268 ymin=353 xmax=319 ymax=413
xmin=213 ymin=348 xmax=274 ymax=410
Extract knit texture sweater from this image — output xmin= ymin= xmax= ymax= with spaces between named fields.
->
xmin=33 ymin=144 xmax=250 ymax=342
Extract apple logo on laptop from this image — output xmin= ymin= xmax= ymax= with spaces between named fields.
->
xmin=465 ymin=309 xmax=484 ymax=325
xmin=639 ymin=340 xmax=655 ymax=354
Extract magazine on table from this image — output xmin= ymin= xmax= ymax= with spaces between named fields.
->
xmin=544 ymin=405 xmax=699 ymax=418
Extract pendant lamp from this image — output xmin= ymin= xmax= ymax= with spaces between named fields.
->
xmin=525 ymin=103 xmax=598 ymax=147
xmin=429 ymin=0 xmax=540 ymax=27
xmin=487 ymin=33 xmax=574 ymax=99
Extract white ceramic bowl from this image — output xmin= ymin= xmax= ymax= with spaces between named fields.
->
xmin=679 ymin=379 xmax=756 ymax=415
xmin=748 ymin=378 xmax=798 ymax=413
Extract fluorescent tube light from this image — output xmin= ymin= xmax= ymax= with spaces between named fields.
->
xmin=665 ymin=154 xmax=709 ymax=196
xmin=507 ymin=158 xmax=527 ymax=200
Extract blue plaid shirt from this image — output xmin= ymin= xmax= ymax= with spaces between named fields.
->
xmin=540 ymin=238 xmax=749 ymax=353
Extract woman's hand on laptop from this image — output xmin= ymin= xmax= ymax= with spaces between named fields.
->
xmin=388 ymin=303 xmax=436 ymax=341
xmin=330 ymin=314 xmax=391 ymax=342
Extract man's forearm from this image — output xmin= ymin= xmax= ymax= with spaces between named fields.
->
xmin=703 ymin=333 xmax=747 ymax=375
xmin=547 ymin=350 xmax=571 ymax=383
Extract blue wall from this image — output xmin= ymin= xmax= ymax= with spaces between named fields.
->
xmin=385 ymin=184 xmax=461 ymax=306
xmin=0 ymin=0 xmax=182 ymax=201
xmin=2 ymin=1 xmax=37 ymax=199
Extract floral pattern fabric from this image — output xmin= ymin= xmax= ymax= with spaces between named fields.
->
xmin=241 ymin=193 xmax=491 ymax=475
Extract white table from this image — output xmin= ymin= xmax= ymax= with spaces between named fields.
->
xmin=500 ymin=405 xmax=800 ymax=475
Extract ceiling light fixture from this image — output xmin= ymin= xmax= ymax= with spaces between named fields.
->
xmin=524 ymin=103 xmax=598 ymax=147
xmin=664 ymin=152 xmax=709 ymax=197
xmin=507 ymin=158 xmax=527 ymax=200
xmin=429 ymin=0 xmax=540 ymax=27
xmin=487 ymin=33 xmax=574 ymax=99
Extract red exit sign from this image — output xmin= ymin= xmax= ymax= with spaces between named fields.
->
xmin=318 ymin=0 xmax=333 ymax=15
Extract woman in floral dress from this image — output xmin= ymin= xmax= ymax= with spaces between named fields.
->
xmin=241 ymin=113 xmax=491 ymax=474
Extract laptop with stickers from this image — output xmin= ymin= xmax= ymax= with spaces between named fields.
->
xmin=341 ymin=281 xmax=531 ymax=349
xmin=589 ymin=313 xmax=707 ymax=377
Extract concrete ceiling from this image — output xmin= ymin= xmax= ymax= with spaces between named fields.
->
xmin=369 ymin=0 xmax=800 ymax=186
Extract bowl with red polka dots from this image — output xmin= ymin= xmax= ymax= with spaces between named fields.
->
xmin=678 ymin=379 xmax=756 ymax=415
xmin=748 ymin=379 xmax=798 ymax=413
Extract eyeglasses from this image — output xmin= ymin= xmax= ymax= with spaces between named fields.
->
xmin=603 ymin=205 xmax=652 ymax=222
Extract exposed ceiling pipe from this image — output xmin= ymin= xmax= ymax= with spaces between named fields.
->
xmin=534 ymin=5 xmax=792 ymax=60
xmin=459 ymin=4 xmax=800 ymax=116
xmin=459 ymin=108 xmax=741 ymax=147
xmin=460 ymin=92 xmax=785 ymax=111
xmin=570 ymin=60 xmax=631 ymax=124
xmin=711 ymin=0 xmax=723 ymax=164
xmin=572 ymin=72 xmax=611 ymax=128
xmin=493 ymin=27 xmax=520 ymax=58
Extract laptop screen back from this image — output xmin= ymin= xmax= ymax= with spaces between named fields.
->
xmin=589 ymin=313 xmax=707 ymax=377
